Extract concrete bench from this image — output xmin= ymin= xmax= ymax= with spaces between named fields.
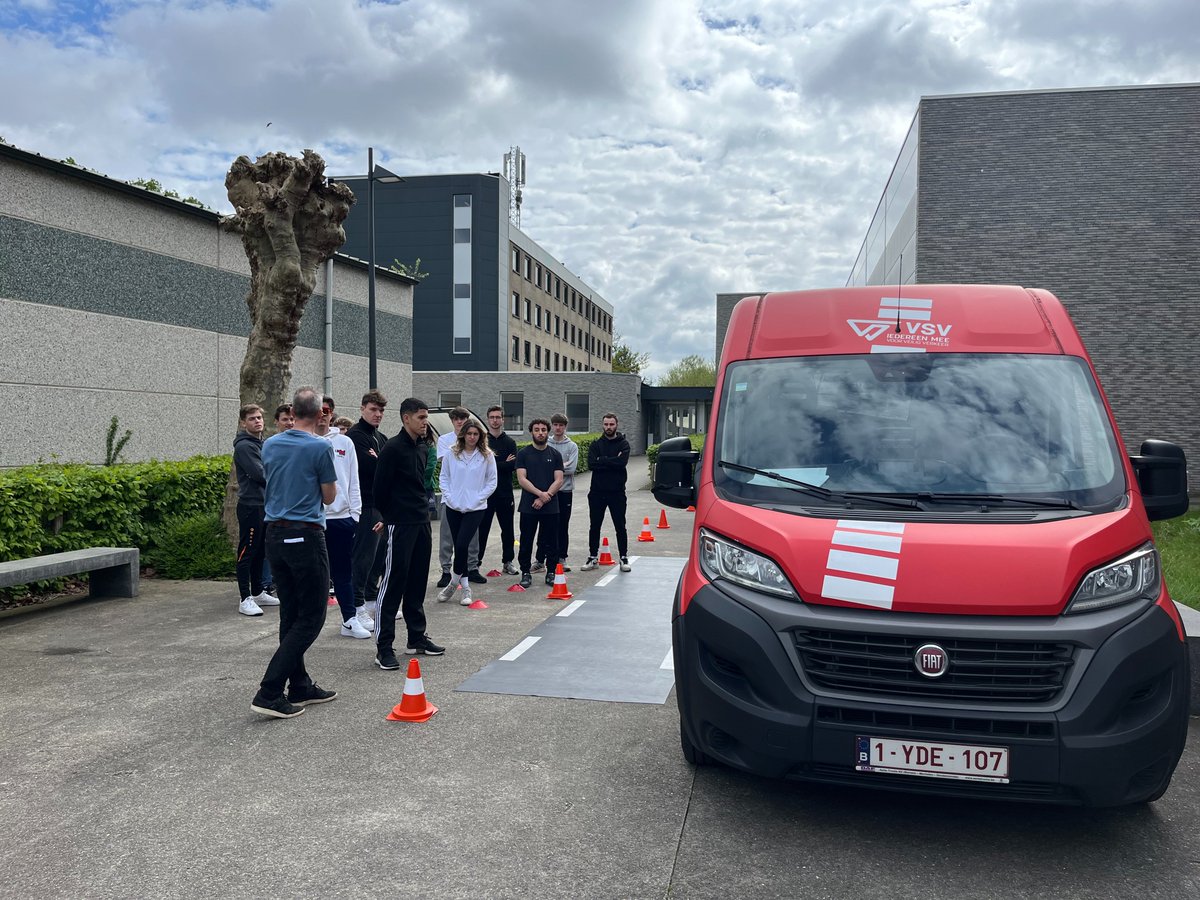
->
xmin=0 ymin=548 xmax=139 ymax=599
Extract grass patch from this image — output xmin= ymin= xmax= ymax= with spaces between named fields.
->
xmin=1153 ymin=510 xmax=1200 ymax=610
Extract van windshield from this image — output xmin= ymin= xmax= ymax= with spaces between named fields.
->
xmin=714 ymin=354 xmax=1124 ymax=510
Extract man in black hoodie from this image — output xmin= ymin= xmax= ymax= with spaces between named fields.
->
xmin=582 ymin=412 xmax=633 ymax=573
xmin=372 ymin=397 xmax=445 ymax=667
xmin=233 ymin=404 xmax=281 ymax=616
xmin=347 ymin=389 xmax=388 ymax=627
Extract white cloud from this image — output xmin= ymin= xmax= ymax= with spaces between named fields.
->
xmin=1 ymin=0 xmax=1197 ymax=380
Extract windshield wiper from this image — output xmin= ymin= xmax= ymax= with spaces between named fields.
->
xmin=717 ymin=461 xmax=920 ymax=509
xmin=873 ymin=491 xmax=1082 ymax=510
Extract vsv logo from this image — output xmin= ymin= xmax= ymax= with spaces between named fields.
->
xmin=847 ymin=297 xmax=951 ymax=352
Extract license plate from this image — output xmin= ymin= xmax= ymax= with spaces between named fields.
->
xmin=856 ymin=736 xmax=1009 ymax=783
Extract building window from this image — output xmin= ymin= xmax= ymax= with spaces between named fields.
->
xmin=524 ymin=257 xmax=531 ymax=280
xmin=524 ymin=298 xmax=531 ymax=322
xmin=454 ymin=283 xmax=471 ymax=298
xmin=454 ymin=228 xmax=471 ymax=243
xmin=566 ymin=393 xmax=589 ymax=430
xmin=555 ymin=278 xmax=561 ymax=299
xmin=501 ymin=392 xmax=524 ymax=432
xmin=512 ymin=291 xmax=520 ymax=317
xmin=555 ymin=316 xmax=560 ymax=337
xmin=439 ymin=391 xmax=462 ymax=407
xmin=536 ymin=304 xmax=542 ymax=328
xmin=524 ymin=341 xmax=531 ymax=366
xmin=535 ymin=263 xmax=542 ymax=288
xmin=545 ymin=316 xmax=552 ymax=334
xmin=535 ymin=345 xmax=542 ymax=369
xmin=512 ymin=336 xmax=519 ymax=361
xmin=554 ymin=352 xmax=560 ymax=371
xmin=512 ymin=247 xmax=519 ymax=272
xmin=454 ymin=195 xmax=472 ymax=207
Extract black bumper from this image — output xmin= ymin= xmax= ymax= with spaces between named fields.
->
xmin=673 ymin=581 xmax=1190 ymax=806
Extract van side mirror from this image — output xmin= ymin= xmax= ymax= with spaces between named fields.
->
xmin=653 ymin=436 xmax=700 ymax=509
xmin=1129 ymin=439 xmax=1189 ymax=521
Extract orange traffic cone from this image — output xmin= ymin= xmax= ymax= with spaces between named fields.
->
xmin=657 ymin=509 xmax=671 ymax=529
xmin=547 ymin=564 xmax=573 ymax=600
xmin=637 ymin=517 xmax=655 ymax=542
xmin=386 ymin=659 xmax=438 ymax=722
xmin=507 ymin=583 xmax=526 ymax=592
xmin=598 ymin=537 xmax=616 ymax=566
xmin=485 ymin=569 xmax=502 ymax=577
xmin=468 ymin=597 xmax=489 ymax=609
xmin=686 ymin=505 xmax=695 ymax=512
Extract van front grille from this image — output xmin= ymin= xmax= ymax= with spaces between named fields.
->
xmin=794 ymin=629 xmax=1074 ymax=703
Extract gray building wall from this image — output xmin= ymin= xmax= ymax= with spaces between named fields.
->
xmin=914 ymin=84 xmax=1200 ymax=468
xmin=0 ymin=146 xmax=414 ymax=467
xmin=411 ymin=371 xmax=645 ymax=454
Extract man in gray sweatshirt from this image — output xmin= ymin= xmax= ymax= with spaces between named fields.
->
xmin=233 ymin=404 xmax=281 ymax=617
xmin=541 ymin=413 xmax=579 ymax=573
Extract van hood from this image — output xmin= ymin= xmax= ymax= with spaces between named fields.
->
xmin=710 ymin=501 xmax=1150 ymax=616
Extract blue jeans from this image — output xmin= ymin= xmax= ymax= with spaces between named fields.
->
xmin=257 ymin=522 xmax=329 ymax=701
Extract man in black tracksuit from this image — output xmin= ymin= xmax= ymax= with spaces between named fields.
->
xmin=347 ymin=390 xmax=389 ymax=620
xmin=478 ymin=405 xmax=519 ymax=575
xmin=233 ymin=404 xmax=280 ymax=616
xmin=582 ymin=412 xmax=632 ymax=572
xmin=372 ymin=397 xmax=444 ymax=667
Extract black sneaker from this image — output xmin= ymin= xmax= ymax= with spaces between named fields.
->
xmin=436 ymin=572 xmax=452 ymax=588
xmin=519 ymin=573 xmax=532 ymax=589
xmin=287 ymin=683 xmax=337 ymax=706
xmin=406 ymin=634 xmax=445 ymax=656
xmin=250 ymin=694 xmax=305 ymax=719
xmin=545 ymin=572 xmax=555 ymax=586
xmin=375 ymin=650 xmax=401 ymax=670
xmin=467 ymin=569 xmax=488 ymax=584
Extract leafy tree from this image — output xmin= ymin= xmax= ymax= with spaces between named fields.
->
xmin=659 ymin=354 xmax=717 ymax=387
xmin=611 ymin=334 xmax=650 ymax=377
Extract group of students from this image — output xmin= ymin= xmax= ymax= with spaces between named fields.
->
xmin=233 ymin=389 xmax=631 ymax=719
xmin=433 ymin=405 xmax=633 ymax=603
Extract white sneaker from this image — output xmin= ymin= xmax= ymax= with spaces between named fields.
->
xmin=503 ymin=562 xmax=520 ymax=576
xmin=437 ymin=581 xmax=457 ymax=603
xmin=620 ymin=557 xmax=632 ymax=572
xmin=581 ymin=557 xmax=599 ymax=571
xmin=239 ymin=597 xmax=264 ymax=617
xmin=340 ymin=617 xmax=371 ymax=639
xmin=356 ymin=607 xmax=375 ymax=631
xmin=459 ymin=586 xmax=473 ymax=606
xmin=251 ymin=591 xmax=279 ymax=607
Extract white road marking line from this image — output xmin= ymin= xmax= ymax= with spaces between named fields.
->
xmin=556 ymin=599 xmax=586 ymax=617
xmin=660 ymin=649 xmax=674 ymax=670
xmin=596 ymin=569 xmax=619 ymax=587
xmin=500 ymin=636 xmax=541 ymax=661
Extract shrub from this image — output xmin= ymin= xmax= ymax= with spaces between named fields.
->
xmin=143 ymin=512 xmax=235 ymax=579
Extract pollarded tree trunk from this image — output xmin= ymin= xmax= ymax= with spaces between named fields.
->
xmin=220 ymin=149 xmax=356 ymax=540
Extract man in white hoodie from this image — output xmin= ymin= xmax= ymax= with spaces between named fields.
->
xmin=317 ymin=397 xmax=369 ymax=638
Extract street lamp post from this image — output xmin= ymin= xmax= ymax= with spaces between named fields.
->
xmin=365 ymin=147 xmax=403 ymax=389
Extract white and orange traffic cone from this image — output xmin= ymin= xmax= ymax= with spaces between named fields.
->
xmin=547 ymin=564 xmax=573 ymax=600
xmin=636 ymin=517 xmax=655 ymax=542
xmin=657 ymin=509 xmax=671 ymax=529
xmin=598 ymin=537 xmax=616 ymax=566
xmin=386 ymin=659 xmax=438 ymax=722
xmin=468 ymin=597 xmax=489 ymax=609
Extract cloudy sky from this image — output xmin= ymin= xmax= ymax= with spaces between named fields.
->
xmin=2 ymin=0 xmax=1196 ymax=379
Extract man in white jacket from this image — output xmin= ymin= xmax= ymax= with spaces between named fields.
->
xmin=317 ymin=397 xmax=368 ymax=638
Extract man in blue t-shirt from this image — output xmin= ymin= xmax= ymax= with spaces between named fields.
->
xmin=251 ymin=387 xmax=339 ymax=720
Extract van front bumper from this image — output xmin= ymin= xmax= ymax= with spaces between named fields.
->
xmin=673 ymin=581 xmax=1190 ymax=807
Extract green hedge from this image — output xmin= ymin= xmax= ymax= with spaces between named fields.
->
xmin=646 ymin=433 xmax=706 ymax=475
xmin=0 ymin=456 xmax=232 ymax=591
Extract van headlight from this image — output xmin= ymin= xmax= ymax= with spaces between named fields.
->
xmin=698 ymin=529 xmax=798 ymax=600
xmin=1065 ymin=544 xmax=1161 ymax=614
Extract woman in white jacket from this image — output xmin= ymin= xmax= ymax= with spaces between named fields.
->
xmin=437 ymin=420 xmax=497 ymax=605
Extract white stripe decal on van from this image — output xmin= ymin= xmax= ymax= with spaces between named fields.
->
xmin=822 ymin=521 xmax=905 ymax=610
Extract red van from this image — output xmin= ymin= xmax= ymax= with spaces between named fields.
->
xmin=653 ymin=285 xmax=1190 ymax=806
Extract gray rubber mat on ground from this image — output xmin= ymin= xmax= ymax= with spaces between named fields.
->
xmin=455 ymin=556 xmax=684 ymax=704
